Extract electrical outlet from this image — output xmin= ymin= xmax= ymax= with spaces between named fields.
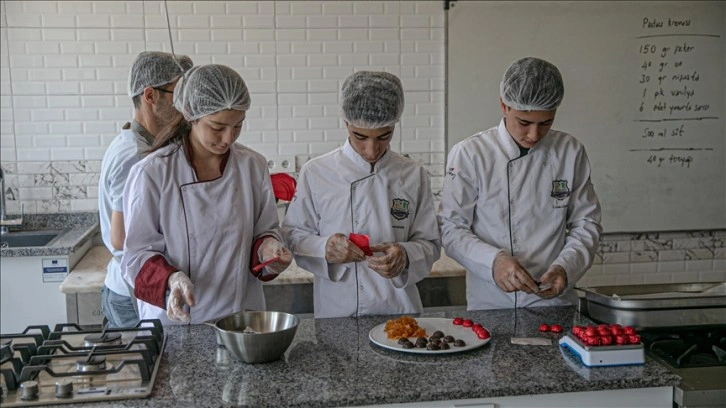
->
xmin=267 ymin=155 xmax=296 ymax=174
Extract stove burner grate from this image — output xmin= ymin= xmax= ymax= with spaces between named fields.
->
xmin=75 ymin=354 xmax=108 ymax=372
xmin=641 ymin=326 xmax=726 ymax=369
xmin=0 ymin=319 xmax=164 ymax=400
xmin=83 ymin=332 xmax=122 ymax=347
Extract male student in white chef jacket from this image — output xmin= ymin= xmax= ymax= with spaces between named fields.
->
xmin=283 ymin=71 xmax=441 ymax=318
xmin=98 ymin=51 xmax=192 ymax=328
xmin=438 ymin=57 xmax=602 ymax=311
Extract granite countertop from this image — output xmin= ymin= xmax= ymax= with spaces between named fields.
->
xmin=60 ymin=246 xmax=467 ymax=294
xmin=0 ymin=212 xmax=99 ymax=257
xmin=56 ymin=307 xmax=680 ymax=407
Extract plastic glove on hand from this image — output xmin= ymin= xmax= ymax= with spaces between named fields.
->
xmin=536 ymin=265 xmax=568 ymax=299
xmin=325 ymin=233 xmax=366 ymax=264
xmin=258 ymin=238 xmax=293 ymax=274
xmin=367 ymin=243 xmax=407 ymax=279
xmin=492 ymin=252 xmax=539 ymax=294
xmin=167 ymin=271 xmax=195 ymax=324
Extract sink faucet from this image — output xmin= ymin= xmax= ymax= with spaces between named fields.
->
xmin=0 ymin=167 xmax=6 ymax=235
xmin=0 ymin=167 xmax=23 ymax=235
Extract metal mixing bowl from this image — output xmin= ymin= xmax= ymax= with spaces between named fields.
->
xmin=213 ymin=311 xmax=299 ymax=363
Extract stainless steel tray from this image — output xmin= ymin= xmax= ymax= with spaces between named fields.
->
xmin=576 ymin=282 xmax=726 ymax=329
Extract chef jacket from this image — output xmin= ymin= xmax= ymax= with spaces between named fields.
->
xmin=438 ymin=119 xmax=602 ymax=310
xmin=121 ymin=142 xmax=283 ymax=325
xmin=99 ymin=121 xmax=152 ymax=298
xmin=283 ymin=140 xmax=441 ymax=318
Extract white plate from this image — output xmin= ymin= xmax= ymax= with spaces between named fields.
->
xmin=368 ymin=317 xmax=491 ymax=354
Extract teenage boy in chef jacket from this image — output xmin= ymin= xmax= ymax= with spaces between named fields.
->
xmin=438 ymin=57 xmax=602 ymax=310
xmin=98 ymin=51 xmax=192 ymax=328
xmin=283 ymin=71 xmax=441 ymax=318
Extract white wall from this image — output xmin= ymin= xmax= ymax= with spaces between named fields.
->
xmin=0 ymin=0 xmax=723 ymax=286
xmin=0 ymin=0 xmax=445 ymax=213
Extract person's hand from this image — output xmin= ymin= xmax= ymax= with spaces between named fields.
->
xmin=535 ymin=265 xmax=568 ymax=299
xmin=492 ymin=252 xmax=539 ymax=293
xmin=325 ymin=233 xmax=366 ymax=264
xmin=167 ymin=271 xmax=195 ymax=323
xmin=259 ymin=238 xmax=293 ymax=274
xmin=367 ymin=243 xmax=407 ymax=279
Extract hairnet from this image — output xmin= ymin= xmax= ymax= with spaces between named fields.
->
xmin=341 ymin=71 xmax=404 ymax=129
xmin=500 ymin=57 xmax=564 ymax=111
xmin=173 ymin=64 xmax=251 ymax=122
xmin=127 ymin=51 xmax=193 ymax=97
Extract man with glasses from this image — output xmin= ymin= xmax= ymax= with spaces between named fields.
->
xmin=98 ymin=51 xmax=193 ymax=328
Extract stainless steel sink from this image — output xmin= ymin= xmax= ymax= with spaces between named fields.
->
xmin=0 ymin=229 xmax=65 ymax=248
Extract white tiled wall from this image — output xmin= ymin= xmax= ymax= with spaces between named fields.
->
xmin=0 ymin=0 xmax=445 ymax=213
xmin=0 ymin=0 xmax=723 ymax=285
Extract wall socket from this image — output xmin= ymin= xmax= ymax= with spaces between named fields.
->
xmin=267 ymin=155 xmax=296 ymax=173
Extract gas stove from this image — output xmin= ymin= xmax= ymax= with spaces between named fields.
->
xmin=0 ymin=320 xmax=165 ymax=407
xmin=639 ymin=325 xmax=726 ymax=408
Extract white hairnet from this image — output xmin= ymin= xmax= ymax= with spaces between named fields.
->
xmin=500 ymin=57 xmax=564 ymax=111
xmin=127 ymin=51 xmax=193 ymax=97
xmin=173 ymin=64 xmax=251 ymax=122
xmin=341 ymin=71 xmax=404 ymax=129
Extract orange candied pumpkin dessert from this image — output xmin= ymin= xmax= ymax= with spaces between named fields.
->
xmin=384 ymin=316 xmax=427 ymax=339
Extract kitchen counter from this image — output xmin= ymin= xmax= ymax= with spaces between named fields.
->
xmin=59 ymin=246 xmax=467 ymax=294
xmin=0 ymin=212 xmax=99 ymax=257
xmin=55 ymin=307 xmax=680 ymax=407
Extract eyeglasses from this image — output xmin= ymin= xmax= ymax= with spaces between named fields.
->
xmin=153 ymin=87 xmax=174 ymax=94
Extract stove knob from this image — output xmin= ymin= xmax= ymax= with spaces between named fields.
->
xmin=19 ymin=381 xmax=39 ymax=400
xmin=55 ymin=379 xmax=73 ymax=398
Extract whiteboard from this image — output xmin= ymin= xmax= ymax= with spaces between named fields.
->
xmin=446 ymin=1 xmax=725 ymax=233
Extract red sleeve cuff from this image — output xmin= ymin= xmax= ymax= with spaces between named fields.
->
xmin=250 ymin=235 xmax=277 ymax=281
xmin=134 ymin=254 xmax=177 ymax=309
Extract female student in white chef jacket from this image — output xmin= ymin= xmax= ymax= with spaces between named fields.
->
xmin=438 ymin=57 xmax=602 ymax=311
xmin=121 ymin=64 xmax=292 ymax=325
xmin=283 ymin=71 xmax=441 ymax=318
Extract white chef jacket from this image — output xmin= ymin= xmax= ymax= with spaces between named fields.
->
xmin=283 ymin=140 xmax=441 ymax=318
xmin=121 ymin=142 xmax=283 ymax=325
xmin=438 ymin=119 xmax=602 ymax=310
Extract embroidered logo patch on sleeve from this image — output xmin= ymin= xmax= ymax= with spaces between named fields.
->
xmin=550 ymin=180 xmax=571 ymax=200
xmin=391 ymin=198 xmax=410 ymax=220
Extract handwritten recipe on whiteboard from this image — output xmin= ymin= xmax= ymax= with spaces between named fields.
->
xmin=635 ymin=17 xmax=719 ymax=169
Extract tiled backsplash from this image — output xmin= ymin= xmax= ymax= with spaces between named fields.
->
xmin=0 ymin=1 xmax=723 ymax=285
xmin=0 ymin=160 xmax=100 ymax=213
xmin=583 ymin=230 xmax=725 ymax=287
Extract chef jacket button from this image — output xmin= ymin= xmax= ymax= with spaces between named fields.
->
xmin=510 ymin=199 xmax=515 ymax=205
xmin=359 ymin=285 xmax=364 ymax=291
xmin=513 ymin=239 xmax=518 ymax=244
